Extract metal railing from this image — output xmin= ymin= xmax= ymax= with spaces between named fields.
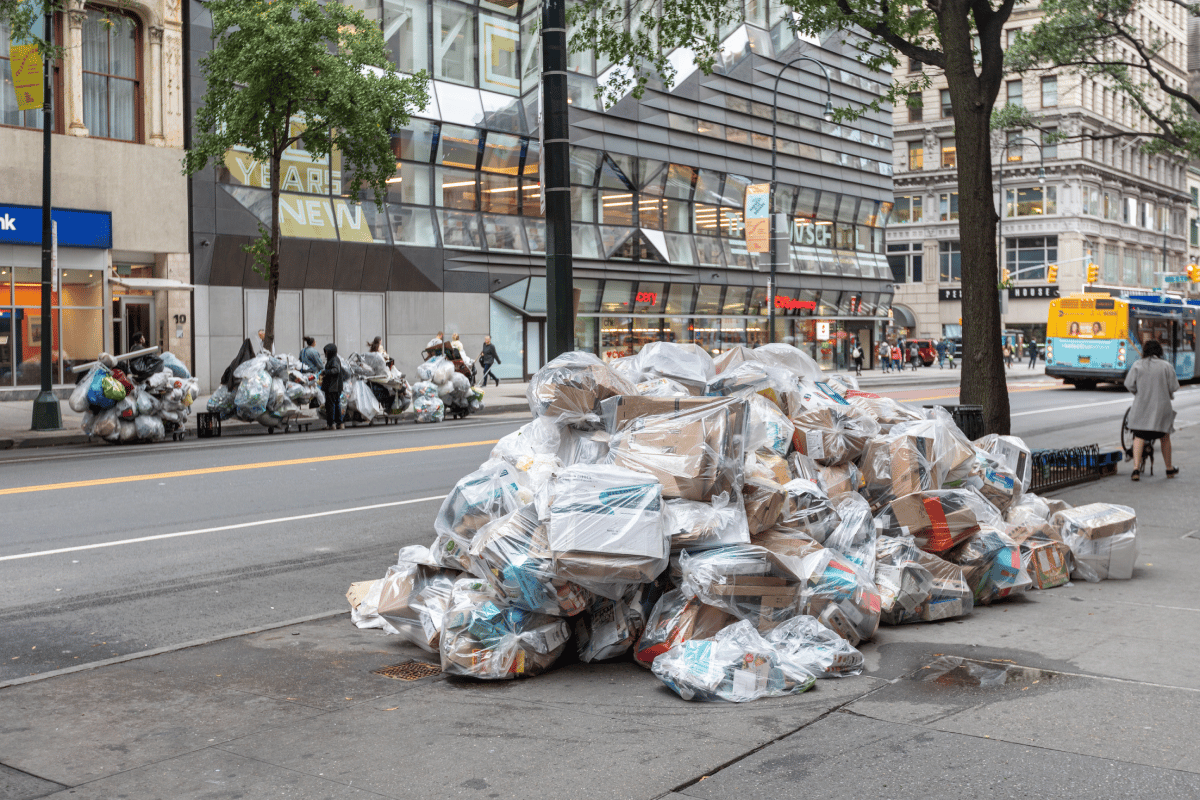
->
xmin=1029 ymin=445 xmax=1122 ymax=493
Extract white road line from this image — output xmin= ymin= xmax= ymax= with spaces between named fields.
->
xmin=1011 ymin=397 xmax=1133 ymax=417
xmin=0 ymin=495 xmax=447 ymax=563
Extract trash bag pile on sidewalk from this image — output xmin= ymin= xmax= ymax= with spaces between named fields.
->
xmin=412 ymin=354 xmax=482 ymax=422
xmin=72 ymin=351 xmax=198 ymax=444
xmin=349 ymin=344 xmax=1139 ymax=700
xmin=206 ymin=351 xmax=318 ymax=429
xmin=345 ymin=352 xmax=411 ymax=422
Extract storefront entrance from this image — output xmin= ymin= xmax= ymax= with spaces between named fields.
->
xmin=116 ymin=296 xmax=154 ymax=355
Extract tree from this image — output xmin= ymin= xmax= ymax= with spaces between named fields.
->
xmin=2 ymin=1 xmax=130 ymax=52
xmin=574 ymin=0 xmax=1018 ymax=433
xmin=1003 ymin=0 xmax=1200 ymax=159
xmin=183 ymin=0 xmax=427 ymax=352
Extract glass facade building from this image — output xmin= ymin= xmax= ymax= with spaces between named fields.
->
xmin=187 ymin=0 xmax=895 ymax=387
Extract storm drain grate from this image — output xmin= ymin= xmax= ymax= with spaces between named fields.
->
xmin=372 ymin=660 xmax=442 ymax=681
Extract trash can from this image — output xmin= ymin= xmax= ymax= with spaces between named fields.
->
xmin=196 ymin=412 xmax=221 ymax=438
xmin=924 ymin=404 xmax=985 ymax=441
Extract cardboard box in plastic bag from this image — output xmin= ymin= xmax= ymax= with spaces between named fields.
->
xmin=548 ymin=465 xmax=666 ymax=559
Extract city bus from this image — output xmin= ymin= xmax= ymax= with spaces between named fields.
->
xmin=1045 ymin=293 xmax=1200 ymax=388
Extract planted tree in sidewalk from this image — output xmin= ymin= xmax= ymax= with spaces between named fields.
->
xmin=183 ymin=0 xmax=427 ymax=351
xmin=573 ymin=0 xmax=1020 ymax=433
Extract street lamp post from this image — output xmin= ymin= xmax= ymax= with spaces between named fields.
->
xmin=32 ymin=8 xmax=61 ymax=430
xmin=768 ymin=56 xmax=832 ymax=343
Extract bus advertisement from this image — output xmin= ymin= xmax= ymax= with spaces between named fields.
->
xmin=1045 ymin=293 xmax=1198 ymax=388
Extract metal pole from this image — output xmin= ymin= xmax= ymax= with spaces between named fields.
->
xmin=542 ymin=0 xmax=573 ymax=360
xmin=769 ymin=56 xmax=830 ymax=344
xmin=32 ymin=9 xmax=61 ymax=430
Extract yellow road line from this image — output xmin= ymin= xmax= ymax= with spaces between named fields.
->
xmin=1 ymin=439 xmax=500 ymax=496
xmin=905 ymin=383 xmax=1059 ymax=403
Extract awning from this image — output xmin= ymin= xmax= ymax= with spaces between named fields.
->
xmin=111 ymin=277 xmax=194 ymax=291
xmin=890 ymin=305 xmax=916 ymax=328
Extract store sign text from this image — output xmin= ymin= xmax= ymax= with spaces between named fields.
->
xmin=635 ymin=291 xmax=658 ymax=305
xmin=1008 ymin=285 xmax=1060 ymax=299
xmin=794 ymin=220 xmax=832 ymax=248
xmin=774 ymin=295 xmax=817 ymax=311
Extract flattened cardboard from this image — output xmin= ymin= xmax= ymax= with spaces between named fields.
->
xmin=1055 ymin=503 xmax=1137 ymax=540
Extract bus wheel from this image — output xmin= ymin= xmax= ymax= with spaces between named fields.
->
xmin=1074 ymin=379 xmax=1096 ymax=390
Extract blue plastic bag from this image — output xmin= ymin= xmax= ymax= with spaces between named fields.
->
xmin=86 ymin=366 xmax=116 ymax=409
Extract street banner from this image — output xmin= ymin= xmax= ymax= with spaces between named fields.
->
xmin=745 ymin=183 xmax=770 ymax=253
xmin=9 ymin=42 xmax=43 ymax=111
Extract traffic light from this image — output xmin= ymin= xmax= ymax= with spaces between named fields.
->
xmin=1189 ymin=263 xmax=1200 ymax=282
xmin=1047 ymin=264 xmax=1058 ymax=283
xmin=1001 ymin=267 xmax=1011 ymax=284
xmin=1086 ymin=262 xmax=1099 ymax=283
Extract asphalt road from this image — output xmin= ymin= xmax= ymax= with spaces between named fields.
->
xmin=2 ymin=375 xmax=1197 ymax=683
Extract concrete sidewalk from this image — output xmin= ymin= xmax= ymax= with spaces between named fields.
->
xmin=0 ymin=380 xmax=534 ymax=451
xmin=0 ymin=412 xmax=1189 ymax=800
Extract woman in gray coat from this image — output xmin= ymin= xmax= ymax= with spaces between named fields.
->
xmin=1124 ymin=339 xmax=1179 ymax=480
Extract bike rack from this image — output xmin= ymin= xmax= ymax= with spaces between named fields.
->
xmin=1028 ymin=445 xmax=1123 ymax=493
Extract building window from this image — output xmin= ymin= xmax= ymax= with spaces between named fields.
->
xmin=1086 ymin=186 xmax=1100 ymax=216
xmin=1005 ymin=131 xmax=1024 ymax=161
xmin=939 ymin=240 xmax=962 ymax=282
xmin=1191 ymin=218 xmax=1198 ymax=246
xmin=939 ymin=192 xmax=959 ymax=221
xmin=940 ymin=89 xmax=953 ymax=118
xmin=908 ymin=141 xmax=923 ymax=170
xmin=1006 ymin=79 xmax=1023 ymax=108
xmin=0 ymin=17 xmax=57 ymax=131
xmin=82 ymin=7 xmax=141 ymax=141
xmin=1006 ymin=28 xmax=1020 ymax=48
xmin=385 ymin=0 xmax=430 ymax=75
xmin=1191 ymin=187 xmax=1198 ymax=207
xmin=941 ymin=138 xmax=956 ymax=168
xmin=1005 ymin=186 xmax=1056 ymax=216
xmin=1104 ymin=249 xmax=1119 ymax=282
xmin=887 ymin=242 xmax=922 ymax=283
xmin=433 ymin=0 xmax=475 ymax=86
xmin=1123 ymin=250 xmax=1138 ymax=284
xmin=908 ymin=92 xmax=923 ymax=122
xmin=908 ymin=57 xmax=924 ymax=72
xmin=1041 ymin=76 xmax=1058 ymax=108
xmin=892 ymin=195 xmax=922 ymax=224
xmin=1042 ymin=127 xmax=1057 ymax=159
xmin=1005 ymin=235 xmax=1057 ymax=282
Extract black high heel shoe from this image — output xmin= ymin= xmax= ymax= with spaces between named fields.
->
xmin=1167 ymin=467 xmax=1179 ymax=478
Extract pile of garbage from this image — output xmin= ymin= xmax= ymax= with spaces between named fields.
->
xmin=411 ymin=354 xmax=483 ymax=423
xmin=72 ymin=350 xmax=199 ymax=444
xmin=207 ymin=342 xmax=411 ymax=428
xmin=349 ymin=342 xmax=1138 ymax=702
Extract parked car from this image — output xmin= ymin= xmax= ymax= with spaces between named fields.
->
xmin=909 ymin=339 xmax=938 ymax=366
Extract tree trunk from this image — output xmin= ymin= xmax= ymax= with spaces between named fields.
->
xmin=265 ymin=147 xmax=282 ymax=354
xmin=940 ymin=0 xmax=1011 ymax=435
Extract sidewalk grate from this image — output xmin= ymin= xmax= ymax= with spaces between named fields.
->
xmin=372 ymin=660 xmax=442 ymax=681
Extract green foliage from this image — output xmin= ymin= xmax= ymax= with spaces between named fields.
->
xmin=245 ymin=224 xmax=272 ymax=283
xmin=2 ymin=0 xmax=131 ymax=57
xmin=1006 ymin=0 xmax=1200 ymax=158
xmin=184 ymin=0 xmax=428 ymax=208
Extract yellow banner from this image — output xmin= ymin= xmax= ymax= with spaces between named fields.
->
xmin=9 ymin=43 xmax=43 ymax=111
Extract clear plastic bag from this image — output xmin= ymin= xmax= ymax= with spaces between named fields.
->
xmin=234 ymin=368 xmax=271 ymax=419
xmin=824 ymin=492 xmax=877 ymax=576
xmin=70 ymin=364 xmax=105 ymax=412
xmin=874 ymin=488 xmax=1002 ymax=554
xmin=635 ymin=376 xmax=691 ymax=398
xmin=432 ymin=459 xmax=529 ymax=572
xmin=751 ymin=343 xmax=823 ymax=383
xmin=133 ymin=414 xmax=166 ymax=442
xmin=712 ymin=345 xmax=758 ymax=374
xmin=897 ymin=410 xmax=978 ymax=487
xmin=790 ymin=405 xmax=879 ymax=466
xmin=974 ymin=433 xmax=1033 ymax=494
xmin=350 ymin=545 xmax=458 ymax=652
xmin=680 ymin=545 xmax=805 ymax=630
xmin=470 ymin=505 xmax=592 ymax=617
xmin=631 ymin=341 xmax=714 ymax=395
xmin=348 ymin=379 xmax=384 ymax=419
xmin=945 ymin=528 xmax=1031 ymax=604
xmin=771 ymin=479 xmax=841 ymax=544
xmin=1052 ymin=503 xmax=1137 ymax=582
xmin=633 ymin=589 xmax=738 ymax=667
xmin=793 ymin=547 xmax=881 ymax=645
xmin=556 ymin=427 xmax=610 ymax=467
xmin=859 ymin=429 xmax=937 ymax=511
xmin=651 ymin=620 xmax=817 ymax=702
xmin=439 ymin=579 xmax=570 ymax=679
xmin=604 ymin=395 xmax=748 ymax=503
xmin=742 ymin=476 xmax=786 ymax=536
xmin=548 ymin=464 xmax=667 ymax=558
xmin=207 ymin=384 xmax=236 ymax=417
xmin=91 ymin=406 xmax=121 ymax=439
xmin=664 ymin=495 xmax=751 ymax=551
xmin=575 ymin=580 xmax=666 ymax=662
xmin=746 ymin=393 xmax=794 ymax=457
xmin=527 ymin=351 xmax=637 ymax=426
xmin=764 ymin=614 xmax=865 ymax=678
xmin=413 ymin=394 xmax=444 ymax=423
xmin=846 ymin=391 xmax=924 ymax=433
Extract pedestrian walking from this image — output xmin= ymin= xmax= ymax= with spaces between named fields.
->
xmin=299 ymin=336 xmax=323 ymax=373
xmin=891 ymin=341 xmax=902 ymax=373
xmin=908 ymin=341 xmax=920 ymax=371
xmin=1003 ymin=343 xmax=1013 ymax=369
xmin=1125 ymin=339 xmax=1179 ymax=480
xmin=936 ymin=338 xmax=946 ymax=369
xmin=367 ymin=336 xmax=389 ymax=360
xmin=879 ymin=340 xmax=891 ymax=373
xmin=320 ymin=343 xmax=351 ymax=430
xmin=478 ymin=335 xmax=501 ymax=387
xmin=1027 ymin=338 xmax=1038 ymax=369
xmin=851 ymin=339 xmax=864 ymax=376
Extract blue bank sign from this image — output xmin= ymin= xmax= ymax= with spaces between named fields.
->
xmin=0 ymin=204 xmax=112 ymax=249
